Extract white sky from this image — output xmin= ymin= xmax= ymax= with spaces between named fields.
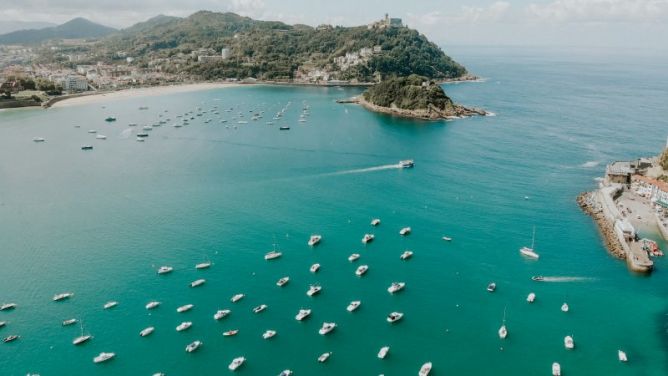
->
xmin=1 ymin=0 xmax=667 ymax=49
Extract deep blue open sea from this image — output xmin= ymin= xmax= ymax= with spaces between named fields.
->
xmin=1 ymin=46 xmax=667 ymax=375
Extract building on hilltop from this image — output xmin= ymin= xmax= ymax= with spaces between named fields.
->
xmin=368 ymin=13 xmax=403 ymax=29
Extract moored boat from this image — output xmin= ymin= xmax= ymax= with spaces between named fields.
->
xmin=561 ymin=303 xmax=569 ymax=312
xmin=0 ymin=303 xmax=16 ymax=311
xmin=157 ymin=266 xmax=173 ymax=274
xmin=103 ymin=301 xmax=118 ymax=309
xmin=371 ymin=218 xmax=381 ymax=226
xmin=185 ymin=340 xmax=202 ymax=353
xmin=310 ymin=263 xmax=321 ymax=273
xmin=140 ymin=327 xmax=155 ymax=337
xmin=265 ymin=251 xmax=282 ymax=260
xmin=527 ymin=293 xmax=536 ymax=303
xmin=519 ymin=226 xmax=540 ymax=259
xmin=618 ymin=350 xmax=628 ymax=362
xmin=177 ymin=304 xmax=194 ymax=313
xmin=295 ymin=309 xmax=311 ymax=321
xmin=400 ymin=250 xmax=413 ymax=260
xmin=252 ymin=304 xmax=268 ymax=314
xmin=62 ymin=318 xmax=77 ymax=326
xmin=228 ymin=356 xmax=246 ymax=371
xmin=223 ymin=329 xmax=239 ymax=336
xmin=195 ymin=261 xmax=211 ymax=269
xmin=308 ymin=234 xmax=322 ymax=246
xmin=347 ymin=300 xmax=361 ymax=312
xmin=355 ymin=264 xmax=368 ymax=276
xmin=262 ymin=330 xmax=276 ymax=339
xmin=190 ymin=278 xmax=206 ymax=288
xmin=318 ymin=322 xmax=336 ymax=335
xmin=378 ymin=346 xmax=390 ymax=359
xmin=276 ymin=276 xmax=290 ymax=287
xmin=564 ymin=335 xmax=574 ymax=349
xmin=53 ymin=292 xmax=74 ymax=302
xmin=318 ymin=351 xmax=332 ymax=362
xmin=387 ymin=312 xmax=404 ymax=323
xmin=487 ymin=282 xmax=496 ymax=292
xmin=552 ymin=362 xmax=561 ymax=376
xmin=419 ymin=362 xmax=432 ymax=376
xmin=176 ymin=322 xmax=192 ymax=332
xmin=306 ymin=285 xmax=322 ymax=297
xmin=146 ymin=301 xmax=160 ymax=310
xmin=387 ymin=282 xmax=405 ymax=294
xmin=348 ymin=253 xmax=360 ymax=262
xmin=214 ymin=309 xmax=231 ymax=320
xmin=399 ymin=227 xmax=411 ymax=236
xmin=93 ymin=352 xmax=115 ymax=363
xmin=362 ymin=234 xmax=374 ymax=244
xmin=231 ymin=294 xmax=244 ymax=303
xmin=3 ymin=335 xmax=19 ymax=343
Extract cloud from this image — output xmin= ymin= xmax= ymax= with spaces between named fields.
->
xmin=228 ymin=0 xmax=266 ymax=17
xmin=526 ymin=0 xmax=668 ymax=23
xmin=407 ymin=1 xmax=511 ymax=26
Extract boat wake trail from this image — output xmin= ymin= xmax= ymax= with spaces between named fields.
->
xmin=539 ymin=276 xmax=596 ymax=283
xmin=321 ymin=164 xmax=402 ymax=177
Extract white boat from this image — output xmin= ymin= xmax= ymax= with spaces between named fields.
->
xmin=214 ymin=309 xmax=231 ymax=320
xmin=618 ymin=350 xmax=628 ymax=362
xmin=399 ymin=227 xmax=411 ymax=236
xmin=176 ymin=322 xmax=192 ymax=332
xmin=347 ymin=300 xmax=361 ymax=312
xmin=0 ymin=321 xmax=5 ymax=328
xmin=348 ymin=253 xmax=360 ymax=262
xmin=265 ymin=251 xmax=282 ymax=260
xmin=190 ymin=278 xmax=206 ymax=288
xmin=140 ymin=327 xmax=155 ymax=337
xmin=146 ymin=301 xmax=160 ymax=310
xmin=308 ymin=234 xmax=322 ymax=246
xmin=231 ymin=294 xmax=244 ymax=303
xmin=62 ymin=318 xmax=77 ymax=326
xmin=355 ymin=264 xmax=368 ymax=276
xmin=228 ymin=357 xmax=246 ymax=371
xmin=499 ymin=324 xmax=508 ymax=339
xmin=564 ymin=335 xmax=574 ymax=349
xmin=73 ymin=334 xmax=92 ymax=345
xmin=318 ymin=322 xmax=336 ymax=335
xmin=142 ymin=125 xmax=153 ymax=131
xmin=387 ymin=282 xmax=406 ymax=294
xmin=318 ymin=352 xmax=332 ymax=362
xmin=419 ymin=362 xmax=432 ymax=376
xmin=310 ymin=263 xmax=321 ymax=273
xmin=499 ymin=307 xmax=508 ymax=339
xmin=195 ymin=262 xmax=211 ymax=269
xmin=0 ymin=303 xmax=17 ymax=311
xmin=387 ymin=312 xmax=404 ymax=323
xmin=185 ymin=340 xmax=202 ymax=353
xmin=88 ymin=130 xmax=97 ymax=134
xmin=157 ymin=266 xmax=173 ymax=274
xmin=527 ymin=293 xmax=536 ymax=303
xmin=53 ymin=292 xmax=74 ymax=302
xmin=442 ymin=236 xmax=453 ymax=241
xmin=519 ymin=226 xmax=540 ymax=259
xmin=561 ymin=303 xmax=569 ymax=312
xmin=33 ymin=137 xmax=45 ymax=142
xmin=93 ymin=352 xmax=115 ymax=363
xmin=307 ymin=285 xmax=322 ymax=297
xmin=253 ymin=304 xmax=268 ymax=313
xmin=223 ymin=329 xmax=239 ymax=336
xmin=262 ymin=330 xmax=276 ymax=339
xmin=552 ymin=362 xmax=561 ymax=376
xmin=400 ymin=250 xmax=413 ymax=260
xmin=96 ymin=135 xmax=107 ymax=140
xmin=362 ymin=234 xmax=375 ymax=244
xmin=276 ymin=276 xmax=290 ymax=287
xmin=378 ymin=346 xmax=390 ymax=359
xmin=3 ymin=335 xmax=19 ymax=343
xmin=487 ymin=283 xmax=496 ymax=292
xmin=399 ymin=159 xmax=414 ymax=168
xmin=371 ymin=218 xmax=381 ymax=226
xmin=177 ymin=304 xmax=194 ymax=313
xmin=295 ymin=309 xmax=311 ymax=321
xmin=278 ymin=370 xmax=293 ymax=376
xmin=103 ymin=301 xmax=118 ymax=309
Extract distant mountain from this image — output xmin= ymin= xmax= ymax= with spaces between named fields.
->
xmin=0 ymin=18 xmax=116 ymax=45
xmin=0 ymin=21 xmax=56 ymax=35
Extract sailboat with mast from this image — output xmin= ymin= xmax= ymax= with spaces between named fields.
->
xmin=520 ymin=226 xmax=540 ymax=259
xmin=498 ymin=307 xmax=508 ymax=339
xmin=73 ymin=320 xmax=92 ymax=345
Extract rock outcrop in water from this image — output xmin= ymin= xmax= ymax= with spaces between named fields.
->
xmin=354 ymin=75 xmax=487 ymax=120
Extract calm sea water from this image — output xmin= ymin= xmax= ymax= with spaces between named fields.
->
xmin=1 ymin=46 xmax=667 ymax=376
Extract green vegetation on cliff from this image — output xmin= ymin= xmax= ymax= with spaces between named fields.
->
xmin=98 ymin=11 xmax=466 ymax=81
xmin=362 ymin=75 xmax=455 ymax=111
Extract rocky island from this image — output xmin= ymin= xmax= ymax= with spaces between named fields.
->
xmin=344 ymin=75 xmax=487 ymax=120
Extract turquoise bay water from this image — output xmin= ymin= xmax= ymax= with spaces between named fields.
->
xmin=1 ymin=47 xmax=667 ymax=375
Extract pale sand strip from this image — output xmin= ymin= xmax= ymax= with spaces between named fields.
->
xmin=50 ymin=82 xmax=245 ymax=108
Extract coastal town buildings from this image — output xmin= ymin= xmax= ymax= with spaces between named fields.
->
xmin=61 ymin=75 xmax=88 ymax=91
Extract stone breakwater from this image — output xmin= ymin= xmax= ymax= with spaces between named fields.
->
xmin=577 ymin=191 xmax=626 ymax=259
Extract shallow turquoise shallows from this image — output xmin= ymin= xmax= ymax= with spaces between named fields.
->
xmin=1 ymin=46 xmax=668 ymax=376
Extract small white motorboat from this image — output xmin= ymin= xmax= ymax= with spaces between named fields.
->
xmin=231 ymin=294 xmax=245 ymax=303
xmin=419 ymin=362 xmax=432 ymax=376
xmin=527 ymin=293 xmax=536 ymax=303
xmin=399 ymin=159 xmax=414 ymax=168
xmin=262 ymin=330 xmax=276 ymax=339
xmin=185 ymin=340 xmax=202 ymax=353
xmin=318 ymin=352 xmax=332 ymax=363
xmin=53 ymin=292 xmax=74 ymax=302
xmin=93 ymin=352 xmax=115 ymax=364
xmin=62 ymin=318 xmax=77 ymax=326
xmin=310 ymin=263 xmax=321 ymax=273
xmin=370 ymin=218 xmax=381 ymax=226
xmin=378 ymin=346 xmax=390 ymax=359
xmin=176 ymin=322 xmax=192 ymax=332
xmin=618 ymin=350 xmax=628 ymax=362
xmin=318 ymin=322 xmax=336 ymax=335
xmin=308 ymin=234 xmax=322 ymax=246
xmin=157 ymin=266 xmax=173 ymax=274
xmin=146 ymin=301 xmax=160 ymax=310
xmin=552 ymin=362 xmax=561 ymax=376
xmin=400 ymin=250 xmax=413 ymax=260
xmin=223 ymin=329 xmax=239 ymax=336
xmin=265 ymin=251 xmax=282 ymax=260
xmin=399 ymin=227 xmax=411 ymax=236
xmin=295 ymin=309 xmax=311 ymax=321
xmin=103 ymin=301 xmax=118 ymax=310
xmin=252 ymin=304 xmax=268 ymax=314
xmin=190 ymin=278 xmax=206 ymax=288
xmin=195 ymin=262 xmax=211 ymax=269
xmin=228 ymin=356 xmax=246 ymax=371
xmin=140 ymin=327 xmax=155 ymax=337
xmin=564 ymin=335 xmax=574 ymax=349
xmin=214 ymin=309 xmax=231 ymax=320
xmin=348 ymin=253 xmax=360 ymax=262
xmin=387 ymin=282 xmax=405 ymax=294
xmin=487 ymin=283 xmax=496 ymax=292
xmin=276 ymin=276 xmax=290 ymax=287
xmin=355 ymin=264 xmax=368 ymax=276
xmin=561 ymin=303 xmax=569 ymax=312
xmin=386 ymin=312 xmax=404 ymax=323
xmin=306 ymin=285 xmax=322 ymax=297
xmin=498 ymin=325 xmax=507 ymax=339
xmin=347 ymin=300 xmax=361 ymax=312
xmin=177 ymin=304 xmax=194 ymax=313
xmin=278 ymin=370 xmax=293 ymax=376
xmin=361 ymin=234 xmax=374 ymax=244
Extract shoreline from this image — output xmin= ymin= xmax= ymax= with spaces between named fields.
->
xmin=46 ymin=82 xmax=245 ymax=108
xmin=343 ymin=95 xmax=488 ymax=121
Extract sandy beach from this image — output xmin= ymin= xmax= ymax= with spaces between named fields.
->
xmin=49 ymin=82 xmax=244 ymax=108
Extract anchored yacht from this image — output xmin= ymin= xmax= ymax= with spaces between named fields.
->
xmin=185 ymin=340 xmax=202 ymax=353
xmin=362 ymin=234 xmax=375 ymax=244
xmin=387 ymin=312 xmax=404 ymax=323
xmin=308 ymin=234 xmax=322 ymax=246
xmin=146 ymin=301 xmax=160 ymax=310
xmin=103 ymin=301 xmax=118 ymax=310
xmin=318 ymin=322 xmax=336 ymax=335
xmin=195 ymin=262 xmax=211 ymax=269
xmin=564 ymin=335 xmax=574 ymax=349
xmin=228 ymin=357 xmax=246 ymax=371
xmin=378 ymin=346 xmax=390 ymax=359
xmin=552 ymin=362 xmax=561 ymax=376
xmin=387 ymin=282 xmax=405 ymax=294
xmin=419 ymin=362 xmax=432 ymax=376
xmin=190 ymin=279 xmax=206 ymax=288
xmin=176 ymin=322 xmax=192 ymax=332
xmin=355 ymin=265 xmax=368 ymax=276
xmin=157 ymin=266 xmax=173 ymax=274
xmin=262 ymin=330 xmax=276 ymax=339
xmin=53 ymin=292 xmax=74 ymax=302
xmin=399 ymin=227 xmax=411 ymax=236
xmin=347 ymin=300 xmax=361 ymax=312
xmin=306 ymin=285 xmax=322 ymax=297
xmin=318 ymin=352 xmax=332 ymax=363
xmin=231 ymin=294 xmax=245 ymax=303
xmin=400 ymin=250 xmax=413 ymax=260
xmin=140 ymin=327 xmax=155 ymax=337
xmin=253 ymin=304 xmax=268 ymax=314
xmin=276 ymin=277 xmax=290 ymax=287
xmin=295 ymin=309 xmax=311 ymax=321
xmin=310 ymin=263 xmax=321 ymax=273
xmin=371 ymin=218 xmax=381 ymax=226
xmin=527 ymin=293 xmax=536 ymax=303
xmin=214 ymin=309 xmax=231 ymax=320
xmin=348 ymin=253 xmax=360 ymax=262
xmin=177 ymin=304 xmax=194 ymax=313
xmin=265 ymin=251 xmax=282 ymax=260
xmin=93 ymin=352 xmax=115 ymax=363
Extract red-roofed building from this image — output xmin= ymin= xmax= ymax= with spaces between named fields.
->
xmin=633 ymin=175 xmax=668 ymax=207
